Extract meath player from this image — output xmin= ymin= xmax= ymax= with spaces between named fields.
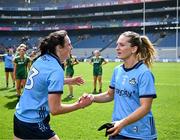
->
xmin=89 ymin=50 xmax=107 ymax=94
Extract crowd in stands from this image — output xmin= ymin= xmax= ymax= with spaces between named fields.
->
xmin=0 ymin=0 xmax=120 ymax=7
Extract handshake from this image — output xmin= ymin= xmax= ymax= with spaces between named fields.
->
xmin=78 ymin=94 xmax=94 ymax=109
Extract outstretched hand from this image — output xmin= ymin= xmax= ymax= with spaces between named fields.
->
xmin=78 ymin=93 xmax=94 ymax=108
xmin=64 ymin=76 xmax=84 ymax=86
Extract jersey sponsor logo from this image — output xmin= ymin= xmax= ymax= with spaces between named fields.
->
xmin=115 ymin=88 xmax=135 ymax=98
xmin=17 ymin=61 xmax=25 ymax=65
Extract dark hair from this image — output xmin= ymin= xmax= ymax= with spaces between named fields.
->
xmin=121 ymin=31 xmax=156 ymax=68
xmin=39 ymin=30 xmax=67 ymax=56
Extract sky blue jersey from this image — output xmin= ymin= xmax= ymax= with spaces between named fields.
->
xmin=3 ymin=54 xmax=14 ymax=68
xmin=15 ymin=54 xmax=64 ymax=123
xmin=110 ymin=61 xmax=157 ymax=139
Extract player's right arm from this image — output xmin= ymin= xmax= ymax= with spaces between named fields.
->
xmin=91 ymin=87 xmax=114 ymax=103
xmin=13 ymin=60 xmax=17 ymax=79
xmin=89 ymin=58 xmax=93 ymax=65
xmin=48 ymin=93 xmax=92 ymax=115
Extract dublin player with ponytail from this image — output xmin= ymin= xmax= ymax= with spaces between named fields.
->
xmin=84 ymin=31 xmax=157 ymax=139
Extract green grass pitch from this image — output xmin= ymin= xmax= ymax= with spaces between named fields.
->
xmin=0 ymin=62 xmax=180 ymax=140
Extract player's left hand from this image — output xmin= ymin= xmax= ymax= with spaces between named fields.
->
xmin=70 ymin=76 xmax=84 ymax=85
xmin=107 ymin=120 xmax=125 ymax=137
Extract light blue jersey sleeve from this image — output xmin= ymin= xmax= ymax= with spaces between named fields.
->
xmin=138 ymin=71 xmax=156 ymax=98
xmin=110 ymin=68 xmax=116 ymax=88
xmin=48 ymin=70 xmax=64 ymax=94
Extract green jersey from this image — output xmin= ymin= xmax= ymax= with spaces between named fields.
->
xmin=65 ymin=56 xmax=78 ymax=77
xmin=91 ymin=56 xmax=105 ymax=76
xmin=14 ymin=56 xmax=30 ymax=79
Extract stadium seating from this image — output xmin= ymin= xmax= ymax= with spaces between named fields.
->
xmin=0 ymin=0 xmax=179 ymax=60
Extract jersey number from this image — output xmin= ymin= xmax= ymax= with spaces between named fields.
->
xmin=25 ymin=67 xmax=39 ymax=90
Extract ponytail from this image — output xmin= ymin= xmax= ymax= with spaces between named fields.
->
xmin=122 ymin=31 xmax=156 ymax=68
xmin=139 ymin=36 xmax=156 ymax=68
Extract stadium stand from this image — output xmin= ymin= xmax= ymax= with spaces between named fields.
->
xmin=0 ymin=0 xmax=179 ymax=61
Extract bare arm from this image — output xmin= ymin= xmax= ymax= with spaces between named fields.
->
xmin=64 ymin=76 xmax=84 ymax=85
xmin=13 ymin=62 xmax=17 ymax=79
xmin=89 ymin=59 xmax=92 ymax=65
xmin=27 ymin=61 xmax=31 ymax=70
xmin=73 ymin=58 xmax=79 ymax=65
xmin=48 ymin=93 xmax=92 ymax=115
xmin=102 ymin=59 xmax=108 ymax=65
xmin=108 ymin=97 xmax=153 ymax=136
xmin=92 ymin=88 xmax=114 ymax=103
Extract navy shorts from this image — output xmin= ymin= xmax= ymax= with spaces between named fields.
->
xmin=5 ymin=68 xmax=13 ymax=72
xmin=14 ymin=115 xmax=55 ymax=139
xmin=109 ymin=135 xmax=137 ymax=140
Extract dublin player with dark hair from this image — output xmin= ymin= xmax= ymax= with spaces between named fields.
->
xmin=13 ymin=30 xmax=92 ymax=140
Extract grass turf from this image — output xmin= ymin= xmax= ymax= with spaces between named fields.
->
xmin=0 ymin=62 xmax=180 ymax=140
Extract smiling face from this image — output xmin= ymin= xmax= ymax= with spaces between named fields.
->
xmin=116 ymin=34 xmax=138 ymax=61
xmin=56 ymin=35 xmax=72 ymax=63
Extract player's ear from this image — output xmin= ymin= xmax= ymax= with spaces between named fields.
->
xmin=131 ymin=45 xmax=138 ymax=54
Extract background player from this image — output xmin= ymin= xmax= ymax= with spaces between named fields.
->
xmin=89 ymin=50 xmax=107 ymax=94
xmin=13 ymin=45 xmax=31 ymax=99
xmin=65 ymin=51 xmax=79 ymax=98
xmin=0 ymin=48 xmax=15 ymax=88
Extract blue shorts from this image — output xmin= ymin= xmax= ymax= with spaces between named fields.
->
xmin=14 ymin=114 xmax=55 ymax=139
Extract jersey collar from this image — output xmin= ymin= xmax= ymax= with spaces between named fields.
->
xmin=122 ymin=60 xmax=143 ymax=72
xmin=48 ymin=53 xmax=64 ymax=70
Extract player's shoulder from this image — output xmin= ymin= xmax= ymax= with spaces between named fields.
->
xmin=113 ymin=64 xmax=123 ymax=72
xmin=138 ymin=63 xmax=150 ymax=72
xmin=25 ymin=55 xmax=30 ymax=59
xmin=14 ymin=55 xmax=20 ymax=59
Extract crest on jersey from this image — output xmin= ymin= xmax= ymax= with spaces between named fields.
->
xmin=129 ymin=78 xmax=136 ymax=85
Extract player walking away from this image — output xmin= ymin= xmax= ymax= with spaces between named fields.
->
xmin=82 ymin=31 xmax=157 ymax=140
xmin=13 ymin=30 xmax=92 ymax=140
xmin=13 ymin=45 xmax=31 ymax=99
xmin=0 ymin=48 xmax=15 ymax=88
xmin=89 ymin=50 xmax=107 ymax=94
xmin=65 ymin=51 xmax=79 ymax=98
